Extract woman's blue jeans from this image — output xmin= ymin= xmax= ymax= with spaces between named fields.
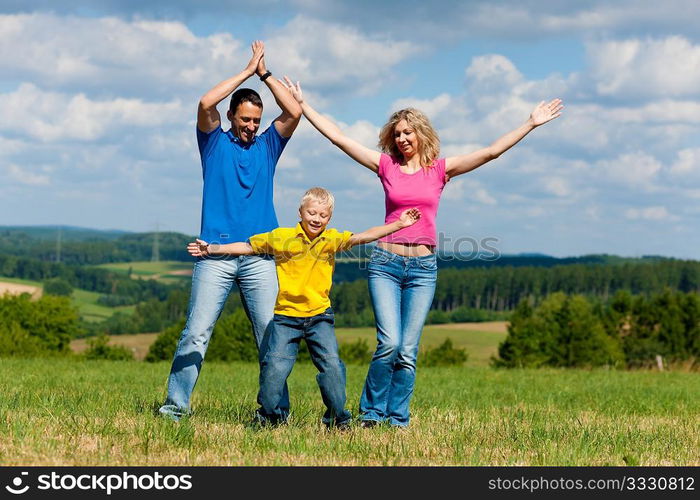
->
xmin=159 ymin=255 xmax=287 ymax=419
xmin=360 ymin=246 xmax=437 ymax=427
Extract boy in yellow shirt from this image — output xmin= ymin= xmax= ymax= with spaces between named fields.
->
xmin=187 ymin=187 xmax=420 ymax=428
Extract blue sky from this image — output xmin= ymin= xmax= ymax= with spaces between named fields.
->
xmin=1 ymin=1 xmax=699 ymax=258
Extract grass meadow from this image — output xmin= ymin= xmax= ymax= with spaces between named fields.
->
xmin=0 ymin=356 xmax=698 ymax=466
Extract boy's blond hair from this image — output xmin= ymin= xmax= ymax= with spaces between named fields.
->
xmin=299 ymin=187 xmax=335 ymax=212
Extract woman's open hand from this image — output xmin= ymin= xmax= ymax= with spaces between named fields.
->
xmin=280 ymin=76 xmax=304 ymax=104
xmin=529 ymin=98 xmax=564 ymax=127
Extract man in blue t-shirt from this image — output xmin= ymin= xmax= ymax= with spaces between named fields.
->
xmin=159 ymin=41 xmax=301 ymax=420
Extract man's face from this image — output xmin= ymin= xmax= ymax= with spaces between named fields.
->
xmin=227 ymin=101 xmax=262 ymax=143
xmin=299 ymin=199 xmax=332 ymax=240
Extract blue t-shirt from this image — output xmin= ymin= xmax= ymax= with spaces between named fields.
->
xmin=197 ymin=124 xmax=289 ymax=245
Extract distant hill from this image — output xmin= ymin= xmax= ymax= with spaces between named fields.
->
xmin=0 ymin=226 xmax=130 ymax=241
xmin=0 ymin=226 xmax=194 ymax=264
xmin=0 ymin=225 xmax=678 ymax=270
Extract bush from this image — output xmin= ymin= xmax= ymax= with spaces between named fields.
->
xmin=494 ymin=293 xmax=624 ymax=368
xmin=426 ymin=309 xmax=450 ymax=324
xmin=420 ymin=338 xmax=468 ymax=367
xmin=449 ymin=306 xmax=508 ymax=322
xmin=0 ymin=322 xmax=50 ymax=357
xmin=206 ymin=309 xmax=258 ymax=362
xmin=83 ymin=335 xmax=134 ymax=361
xmin=339 ymin=339 xmax=372 ymax=364
xmin=335 ymin=308 xmax=375 ymax=327
xmin=0 ymin=293 xmax=81 ymax=353
xmin=146 ymin=308 xmax=258 ymax=363
xmin=43 ymin=277 xmax=73 ymax=297
xmin=145 ymin=320 xmax=184 ymax=362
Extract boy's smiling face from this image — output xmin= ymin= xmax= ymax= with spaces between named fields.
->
xmin=299 ymin=199 xmax=332 ymax=240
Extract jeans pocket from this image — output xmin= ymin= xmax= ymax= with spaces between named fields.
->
xmin=417 ymin=256 xmax=438 ymax=271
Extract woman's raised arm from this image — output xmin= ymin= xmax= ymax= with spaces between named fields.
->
xmin=445 ymin=98 xmax=563 ymax=179
xmin=281 ymin=77 xmax=381 ymax=173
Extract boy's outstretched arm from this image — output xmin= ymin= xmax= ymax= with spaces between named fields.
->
xmin=347 ymin=209 xmax=421 ymax=247
xmin=187 ymin=238 xmax=256 ymax=257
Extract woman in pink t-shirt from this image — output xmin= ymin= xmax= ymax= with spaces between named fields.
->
xmin=282 ymin=77 xmax=562 ymax=427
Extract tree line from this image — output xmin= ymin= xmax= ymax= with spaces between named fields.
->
xmin=0 ymin=228 xmax=192 ymax=265
xmin=330 ymin=259 xmax=700 ymax=326
xmin=496 ymin=290 xmax=700 ymax=369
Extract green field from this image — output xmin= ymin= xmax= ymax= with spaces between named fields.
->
xmin=0 ymin=276 xmax=135 ymax=322
xmin=0 ymin=358 xmax=697 ymax=466
xmin=71 ymin=288 xmax=136 ymax=322
xmin=0 ymin=276 xmax=43 ymax=287
xmin=96 ymin=261 xmax=192 ymax=284
xmin=71 ymin=323 xmax=508 ymax=364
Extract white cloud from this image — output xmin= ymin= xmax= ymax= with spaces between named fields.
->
xmin=443 ymin=178 xmax=496 ymax=205
xmin=466 ymin=55 xmax=523 ymax=89
xmin=264 ymin=15 xmax=422 ymax=96
xmin=0 ymin=13 xmax=418 ymax=100
xmin=0 ymin=13 xmax=244 ymax=95
xmin=5 ymin=163 xmax=49 ymax=185
xmin=595 ymin=152 xmax=662 ymax=190
xmin=588 ymin=36 xmax=700 ymax=99
xmin=341 ymin=120 xmax=379 ymax=149
xmin=669 ymin=149 xmax=700 ymax=176
xmin=391 ymin=94 xmax=454 ymax=121
xmin=543 ymin=177 xmax=571 ymax=197
xmin=0 ymin=83 xmax=185 ymax=142
xmin=624 ymin=206 xmax=671 ymax=220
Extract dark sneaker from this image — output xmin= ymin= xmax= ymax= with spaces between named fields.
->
xmin=252 ymin=409 xmax=287 ymax=427
xmin=335 ymin=420 xmax=352 ymax=431
xmin=360 ymin=419 xmax=380 ymax=428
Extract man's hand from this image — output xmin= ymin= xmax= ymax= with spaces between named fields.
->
xmin=281 ymin=76 xmax=304 ymax=104
xmin=256 ymin=52 xmax=268 ymax=77
xmin=244 ymin=40 xmax=265 ymax=77
xmin=398 ymin=208 xmax=421 ymax=228
xmin=187 ymin=238 xmax=210 ymax=257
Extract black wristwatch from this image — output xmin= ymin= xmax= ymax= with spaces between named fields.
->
xmin=260 ymin=71 xmax=272 ymax=82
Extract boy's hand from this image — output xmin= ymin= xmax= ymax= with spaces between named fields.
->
xmin=398 ymin=208 xmax=421 ymax=228
xmin=187 ymin=238 xmax=210 ymax=257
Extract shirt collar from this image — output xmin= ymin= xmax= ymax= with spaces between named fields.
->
xmin=295 ymin=222 xmax=327 ymax=243
xmin=226 ymin=129 xmax=257 ymax=145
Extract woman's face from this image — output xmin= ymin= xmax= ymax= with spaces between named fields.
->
xmin=394 ymin=119 xmax=419 ymax=159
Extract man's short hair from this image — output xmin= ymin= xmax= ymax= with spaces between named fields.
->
xmin=299 ymin=187 xmax=335 ymax=212
xmin=229 ymin=88 xmax=263 ymax=113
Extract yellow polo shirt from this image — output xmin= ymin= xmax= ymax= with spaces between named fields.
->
xmin=248 ymin=223 xmax=354 ymax=317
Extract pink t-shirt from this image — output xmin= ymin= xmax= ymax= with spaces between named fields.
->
xmin=377 ymin=153 xmax=447 ymax=246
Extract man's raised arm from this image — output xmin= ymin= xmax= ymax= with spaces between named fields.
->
xmin=256 ymin=48 xmax=302 ymax=138
xmin=197 ymin=41 xmax=265 ymax=133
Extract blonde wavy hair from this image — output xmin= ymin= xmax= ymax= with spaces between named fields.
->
xmin=378 ymin=108 xmax=440 ymax=168
xmin=299 ymin=187 xmax=335 ymax=212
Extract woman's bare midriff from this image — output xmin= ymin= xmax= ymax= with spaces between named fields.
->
xmin=377 ymin=241 xmax=434 ymax=257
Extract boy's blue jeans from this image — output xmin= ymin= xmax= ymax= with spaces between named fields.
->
xmin=258 ymin=308 xmax=351 ymax=426
xmin=360 ymin=246 xmax=437 ymax=427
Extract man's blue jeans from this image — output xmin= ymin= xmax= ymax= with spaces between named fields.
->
xmin=159 ymin=255 xmax=288 ymax=419
xmin=258 ymin=308 xmax=351 ymax=426
xmin=360 ymin=246 xmax=437 ymax=427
